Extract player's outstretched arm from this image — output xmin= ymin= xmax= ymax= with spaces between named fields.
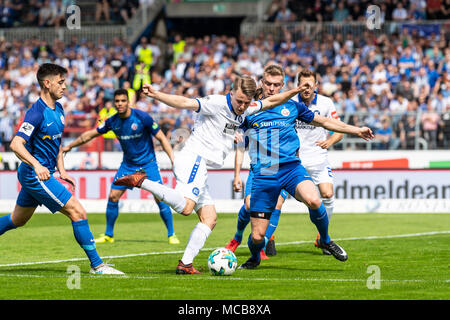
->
xmin=142 ymin=83 xmax=199 ymax=112
xmin=10 ymin=135 xmax=50 ymax=181
xmin=311 ymin=114 xmax=374 ymax=141
xmin=259 ymin=86 xmax=301 ymax=111
xmin=233 ymin=146 xmax=245 ymax=192
xmin=154 ymin=130 xmax=175 ymax=166
xmin=62 ymin=128 xmax=101 ymax=153
xmin=316 ymin=132 xmax=344 ymax=149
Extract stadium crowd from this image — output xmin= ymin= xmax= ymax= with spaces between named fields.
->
xmin=265 ymin=0 xmax=450 ymax=23
xmin=0 ymin=0 xmax=149 ymax=27
xmin=0 ymin=1 xmax=449 ymax=153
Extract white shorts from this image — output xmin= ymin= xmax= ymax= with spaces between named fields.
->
xmin=173 ymin=149 xmax=214 ymax=212
xmin=302 ymin=161 xmax=334 ymax=186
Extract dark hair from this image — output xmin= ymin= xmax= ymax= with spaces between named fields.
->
xmin=296 ymin=69 xmax=317 ymax=83
xmin=36 ymin=63 xmax=67 ymax=87
xmin=114 ymin=88 xmax=129 ymax=99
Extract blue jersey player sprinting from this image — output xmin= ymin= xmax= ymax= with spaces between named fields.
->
xmin=63 ymin=89 xmax=179 ymax=245
xmin=238 ymin=68 xmax=375 ymax=269
xmin=0 ymin=63 xmax=124 ymax=275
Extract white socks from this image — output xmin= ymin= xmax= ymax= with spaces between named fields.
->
xmin=140 ymin=179 xmax=186 ymax=213
xmin=321 ymin=196 xmax=334 ymax=220
xmin=181 ymin=222 xmax=212 ymax=265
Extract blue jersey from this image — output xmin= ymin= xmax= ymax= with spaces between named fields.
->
xmin=242 ymin=99 xmax=314 ymax=172
xmin=97 ymin=108 xmax=160 ymax=166
xmin=16 ymin=98 xmax=65 ymax=174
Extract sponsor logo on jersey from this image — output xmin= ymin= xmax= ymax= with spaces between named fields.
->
xmin=223 ymin=123 xmax=239 ymax=135
xmin=118 ymin=133 xmax=143 ymax=140
xmin=256 ymin=121 xmax=290 ymax=128
xmin=42 ymin=133 xmax=62 ymax=140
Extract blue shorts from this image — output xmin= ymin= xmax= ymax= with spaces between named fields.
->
xmin=112 ymin=161 xmax=163 ymax=191
xmin=17 ymin=164 xmax=72 ymax=213
xmin=245 ymin=170 xmax=288 ymax=200
xmin=250 ymin=160 xmax=312 ymax=213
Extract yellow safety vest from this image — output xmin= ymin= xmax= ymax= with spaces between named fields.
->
xmin=138 ymin=47 xmax=153 ymax=66
xmin=133 ymin=64 xmax=151 ymax=91
xmin=172 ymin=40 xmax=185 ymax=63
xmin=98 ymin=107 xmax=118 ymax=139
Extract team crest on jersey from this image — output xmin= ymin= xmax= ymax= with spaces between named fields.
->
xmin=192 ymin=187 xmax=200 ymax=196
xmin=281 ymin=107 xmax=290 ymax=117
xmin=131 ymin=123 xmax=138 ymax=131
xmin=60 ymin=115 xmax=65 ymax=125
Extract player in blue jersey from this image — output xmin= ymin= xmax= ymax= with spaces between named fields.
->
xmin=63 ymin=89 xmax=179 ymax=245
xmin=0 ymin=63 xmax=123 ymax=275
xmin=226 ymin=65 xmax=290 ymax=258
xmin=239 ymin=68 xmax=374 ymax=269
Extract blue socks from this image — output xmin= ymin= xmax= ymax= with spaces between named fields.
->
xmin=157 ymin=201 xmax=175 ymax=237
xmin=309 ymin=203 xmax=330 ymax=244
xmin=234 ymin=205 xmax=251 ymax=243
xmin=247 ymin=234 xmax=265 ymax=262
xmin=265 ymin=208 xmax=280 ymax=241
xmin=72 ymin=219 xmax=103 ymax=268
xmin=105 ymin=200 xmax=119 ymax=237
xmin=0 ymin=214 xmax=16 ymax=236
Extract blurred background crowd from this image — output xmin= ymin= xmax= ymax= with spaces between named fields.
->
xmin=0 ymin=0 xmax=449 ymax=153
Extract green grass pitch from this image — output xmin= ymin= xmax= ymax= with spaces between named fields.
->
xmin=0 ymin=212 xmax=448 ymax=300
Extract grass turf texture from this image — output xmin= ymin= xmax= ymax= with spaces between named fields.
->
xmin=0 ymin=212 xmax=448 ymax=300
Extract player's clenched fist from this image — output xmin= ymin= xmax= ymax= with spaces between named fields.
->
xmin=142 ymin=83 xmax=157 ymax=98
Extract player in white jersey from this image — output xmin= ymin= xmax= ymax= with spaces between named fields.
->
xmin=294 ymin=75 xmax=344 ymax=254
xmin=114 ymin=76 xmax=302 ymax=274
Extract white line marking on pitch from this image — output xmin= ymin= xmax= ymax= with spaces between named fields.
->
xmin=0 ymin=230 xmax=449 ymax=268
xmin=0 ymin=273 xmax=447 ymax=284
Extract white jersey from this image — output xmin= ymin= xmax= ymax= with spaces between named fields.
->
xmin=183 ymin=94 xmax=262 ymax=168
xmin=294 ymin=93 xmax=340 ymax=167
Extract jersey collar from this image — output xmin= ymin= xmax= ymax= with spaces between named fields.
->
xmin=226 ymin=93 xmax=237 ymax=116
xmin=298 ymin=90 xmax=318 ymax=107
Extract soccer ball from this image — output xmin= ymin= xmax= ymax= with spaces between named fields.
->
xmin=207 ymin=247 xmax=237 ymax=276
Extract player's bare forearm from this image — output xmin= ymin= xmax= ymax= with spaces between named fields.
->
xmin=234 ymin=147 xmax=245 ymax=178
xmin=328 ymin=132 xmax=344 ymax=146
xmin=64 ymin=129 xmax=100 ymax=152
xmin=56 ymin=147 xmax=67 ymax=175
xmin=311 ymin=115 xmax=374 ymax=140
xmin=143 ymin=83 xmax=198 ymax=111
xmin=156 ymin=131 xmax=175 ymax=165
xmin=10 ymin=136 xmax=41 ymax=168
xmin=260 ymin=87 xmax=301 ymax=110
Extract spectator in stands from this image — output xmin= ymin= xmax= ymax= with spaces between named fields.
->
xmin=274 ymin=1 xmax=295 ymax=22
xmin=0 ymin=0 xmax=14 ymax=28
xmin=333 ymin=1 xmax=350 ymax=22
xmin=392 ymin=2 xmax=409 ymax=21
xmin=401 ymin=115 xmax=419 ymax=149
xmin=421 ymin=102 xmax=441 ymax=149
xmin=96 ymin=0 xmax=110 ymax=23
xmin=98 ymin=100 xmax=117 ymax=151
xmin=375 ymin=116 xmax=399 ymax=150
